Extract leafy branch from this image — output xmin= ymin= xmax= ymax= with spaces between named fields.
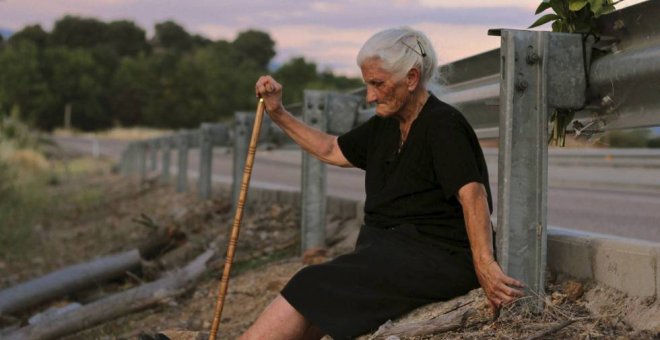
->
xmin=530 ymin=0 xmax=621 ymax=34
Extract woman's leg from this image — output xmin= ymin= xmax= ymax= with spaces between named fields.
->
xmin=240 ymin=294 xmax=325 ymax=340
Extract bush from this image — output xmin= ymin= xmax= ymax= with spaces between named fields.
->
xmin=0 ymin=116 xmax=49 ymax=258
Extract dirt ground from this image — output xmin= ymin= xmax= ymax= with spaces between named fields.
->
xmin=1 ymin=155 xmax=658 ymax=339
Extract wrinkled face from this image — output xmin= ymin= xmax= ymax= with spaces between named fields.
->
xmin=360 ymin=58 xmax=410 ymax=118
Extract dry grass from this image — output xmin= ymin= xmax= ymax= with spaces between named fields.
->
xmin=1 ymin=151 xmax=656 ymax=339
xmin=53 ymin=127 xmax=171 ymax=141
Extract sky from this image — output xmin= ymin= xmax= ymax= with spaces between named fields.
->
xmin=0 ymin=0 xmax=647 ymax=76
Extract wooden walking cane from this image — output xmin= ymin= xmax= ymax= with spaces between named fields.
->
xmin=209 ymin=98 xmax=265 ymax=340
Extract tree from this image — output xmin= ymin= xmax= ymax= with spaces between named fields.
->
xmin=153 ymin=21 xmax=193 ymax=53
xmin=0 ymin=41 xmax=53 ymax=124
xmin=192 ymin=34 xmax=212 ymax=48
xmin=0 ymin=17 xmax=363 ymax=131
xmin=42 ymin=47 xmax=111 ymax=130
xmin=110 ymin=56 xmax=153 ymax=126
xmin=273 ymin=57 xmax=362 ymax=104
xmin=232 ymin=30 xmax=275 ymax=69
xmin=8 ymin=25 xmax=48 ymax=49
xmin=274 ymin=57 xmax=318 ymax=104
xmin=317 ymin=70 xmax=363 ymax=90
xmin=50 ymin=16 xmax=108 ymax=49
xmin=106 ymin=20 xmax=149 ymax=57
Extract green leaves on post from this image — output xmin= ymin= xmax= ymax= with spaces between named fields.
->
xmin=530 ymin=0 xmax=619 ymax=33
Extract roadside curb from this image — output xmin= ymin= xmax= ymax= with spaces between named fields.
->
xmin=548 ymin=226 xmax=659 ymax=298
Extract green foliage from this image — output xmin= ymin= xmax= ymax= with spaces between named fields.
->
xmin=530 ymin=0 xmax=619 ymax=33
xmin=153 ymin=21 xmax=194 ymax=53
xmin=275 ymin=57 xmax=362 ymax=104
xmin=105 ymin=20 xmax=149 ymax=57
xmin=0 ymin=16 xmax=361 ymax=131
xmin=232 ymin=30 xmax=276 ymax=69
xmin=1 ymin=113 xmax=40 ymax=148
xmin=0 ymin=41 xmax=53 ymax=125
xmin=42 ymin=46 xmax=111 ymax=130
xmin=51 ymin=15 xmax=109 ymax=49
xmin=8 ymin=24 xmax=49 ymax=49
xmin=0 ymin=165 xmax=50 ymax=258
xmin=110 ymin=55 xmax=152 ymax=126
xmin=0 ymin=117 xmax=48 ymax=258
xmin=275 ymin=57 xmax=319 ymax=104
xmin=531 ymin=0 xmax=622 ymax=146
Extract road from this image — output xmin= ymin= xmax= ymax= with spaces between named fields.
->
xmin=54 ymin=135 xmax=660 ymax=242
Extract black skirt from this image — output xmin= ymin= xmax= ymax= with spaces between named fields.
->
xmin=280 ymin=224 xmax=480 ymax=339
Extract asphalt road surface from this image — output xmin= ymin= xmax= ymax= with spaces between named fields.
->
xmin=53 ymin=135 xmax=660 ymax=243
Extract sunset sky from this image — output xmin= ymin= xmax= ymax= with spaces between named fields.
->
xmin=0 ymin=0 xmax=646 ymax=76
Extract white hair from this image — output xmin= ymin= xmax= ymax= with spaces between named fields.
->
xmin=356 ymin=27 xmax=438 ymax=86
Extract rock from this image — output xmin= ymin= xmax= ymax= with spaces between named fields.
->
xmin=564 ymin=280 xmax=584 ymax=301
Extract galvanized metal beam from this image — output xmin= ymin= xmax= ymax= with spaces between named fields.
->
xmin=301 ymin=90 xmax=328 ymax=254
xmin=160 ymin=137 xmax=172 ymax=184
xmin=177 ymin=131 xmax=191 ymax=193
xmin=233 ymin=112 xmax=253 ymax=208
xmin=198 ymin=124 xmax=213 ymax=200
xmin=588 ymin=0 xmax=660 ymax=130
xmin=138 ymin=142 xmax=147 ymax=181
xmin=149 ymin=139 xmax=158 ymax=172
xmin=494 ymin=29 xmax=586 ymax=302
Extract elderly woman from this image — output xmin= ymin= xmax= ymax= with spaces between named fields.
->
xmin=245 ymin=27 xmax=524 ymax=340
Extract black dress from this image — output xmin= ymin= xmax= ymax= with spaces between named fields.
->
xmin=280 ymin=94 xmax=492 ymax=339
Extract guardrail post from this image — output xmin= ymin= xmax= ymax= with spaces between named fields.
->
xmin=177 ymin=131 xmax=190 ymax=193
xmin=493 ymin=29 xmax=585 ymax=306
xmin=120 ymin=148 xmax=128 ymax=176
xmin=233 ymin=112 xmax=253 ymax=208
xmin=137 ymin=142 xmax=147 ymax=181
xmin=149 ymin=139 xmax=158 ymax=172
xmin=301 ymin=90 xmax=329 ymax=254
xmin=126 ymin=143 xmax=138 ymax=176
xmin=198 ymin=123 xmax=213 ymax=199
xmin=161 ymin=137 xmax=172 ymax=183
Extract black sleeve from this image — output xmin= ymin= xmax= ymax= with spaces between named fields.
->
xmin=430 ymin=119 xmax=483 ymax=199
xmin=336 ymin=116 xmax=377 ymax=170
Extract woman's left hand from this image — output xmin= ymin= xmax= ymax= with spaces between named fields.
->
xmin=474 ymin=258 xmax=525 ymax=312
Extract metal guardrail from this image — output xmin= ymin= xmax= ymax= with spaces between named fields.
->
xmin=434 ymin=0 xmax=660 ymax=137
xmin=119 ymin=90 xmax=361 ymax=255
xmin=119 ymin=1 xmax=660 ymax=302
xmin=483 ymin=148 xmax=660 ymax=169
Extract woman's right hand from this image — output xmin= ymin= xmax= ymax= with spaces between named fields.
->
xmin=255 ymin=75 xmax=285 ymax=116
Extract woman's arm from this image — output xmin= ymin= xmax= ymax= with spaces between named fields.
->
xmin=457 ymin=182 xmax=525 ymax=311
xmin=255 ymin=75 xmax=352 ymax=168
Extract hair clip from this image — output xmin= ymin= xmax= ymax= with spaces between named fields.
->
xmin=401 ymin=37 xmax=427 ymax=58
xmin=416 ymin=38 xmax=427 ymax=57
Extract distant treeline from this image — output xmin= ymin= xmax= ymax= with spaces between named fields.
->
xmin=0 ymin=16 xmax=362 ymax=131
